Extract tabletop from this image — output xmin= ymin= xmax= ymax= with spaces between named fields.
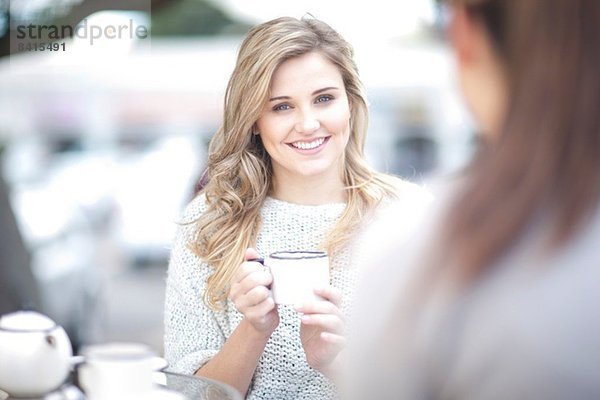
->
xmin=160 ymin=371 xmax=242 ymax=400
xmin=0 ymin=371 xmax=241 ymax=400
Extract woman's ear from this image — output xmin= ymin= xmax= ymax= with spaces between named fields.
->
xmin=449 ymin=6 xmax=477 ymax=66
xmin=450 ymin=4 xmax=499 ymax=67
xmin=449 ymin=4 xmax=509 ymax=138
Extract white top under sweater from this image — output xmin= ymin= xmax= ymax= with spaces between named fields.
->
xmin=164 ymin=195 xmax=358 ymax=399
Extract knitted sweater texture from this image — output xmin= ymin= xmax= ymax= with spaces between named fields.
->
xmin=164 ymin=195 xmax=356 ymax=399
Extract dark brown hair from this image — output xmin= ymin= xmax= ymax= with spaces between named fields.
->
xmin=441 ymin=0 xmax=600 ymax=280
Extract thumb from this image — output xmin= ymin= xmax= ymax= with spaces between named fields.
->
xmin=244 ymin=247 xmax=261 ymax=262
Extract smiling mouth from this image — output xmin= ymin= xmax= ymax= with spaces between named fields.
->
xmin=288 ymin=137 xmax=329 ymax=150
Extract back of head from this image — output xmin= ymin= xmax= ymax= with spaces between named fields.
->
xmin=440 ymin=0 xmax=600 ymax=281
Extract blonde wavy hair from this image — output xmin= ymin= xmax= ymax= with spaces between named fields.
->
xmin=192 ymin=16 xmax=398 ymax=309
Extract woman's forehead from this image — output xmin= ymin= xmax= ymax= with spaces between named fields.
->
xmin=269 ymin=52 xmax=345 ymax=96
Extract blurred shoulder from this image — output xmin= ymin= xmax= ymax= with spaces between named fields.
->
xmin=361 ymin=176 xmax=435 ymax=253
xmin=352 ymin=176 xmax=434 ymax=287
xmin=380 ymin=175 xmax=434 ymax=211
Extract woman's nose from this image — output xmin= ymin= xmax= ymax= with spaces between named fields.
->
xmin=294 ymin=111 xmax=320 ymax=134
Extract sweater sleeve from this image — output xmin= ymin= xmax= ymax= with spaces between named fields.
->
xmin=163 ymin=196 xmax=225 ymax=375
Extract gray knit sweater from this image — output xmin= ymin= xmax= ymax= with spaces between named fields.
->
xmin=164 ymin=195 xmax=357 ymax=399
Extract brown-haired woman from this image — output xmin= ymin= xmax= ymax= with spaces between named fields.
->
xmin=347 ymin=0 xmax=600 ymax=399
xmin=163 ymin=16 xmax=428 ymax=399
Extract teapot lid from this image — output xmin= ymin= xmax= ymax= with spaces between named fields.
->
xmin=0 ymin=311 xmax=57 ymax=332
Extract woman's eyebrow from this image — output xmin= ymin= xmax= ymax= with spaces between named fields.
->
xmin=268 ymin=86 xmax=340 ymax=102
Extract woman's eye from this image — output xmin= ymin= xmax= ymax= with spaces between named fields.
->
xmin=273 ymin=103 xmax=291 ymax=112
xmin=316 ymin=95 xmax=334 ymax=103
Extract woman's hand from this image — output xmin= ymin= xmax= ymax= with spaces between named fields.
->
xmin=296 ymin=286 xmax=346 ymax=378
xmin=229 ymin=248 xmax=279 ymax=336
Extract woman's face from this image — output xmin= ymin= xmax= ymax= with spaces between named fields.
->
xmin=255 ymin=51 xmax=351 ymax=188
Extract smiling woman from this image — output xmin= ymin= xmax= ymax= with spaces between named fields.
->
xmin=163 ymin=15 xmax=430 ymax=400
xmin=256 ymin=52 xmax=351 ymax=203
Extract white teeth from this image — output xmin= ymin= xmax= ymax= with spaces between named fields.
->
xmin=291 ymin=137 xmax=325 ymax=150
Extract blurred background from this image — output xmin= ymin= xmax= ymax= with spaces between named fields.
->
xmin=0 ymin=0 xmax=475 ymax=355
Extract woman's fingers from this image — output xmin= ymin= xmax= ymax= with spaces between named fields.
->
xmin=229 ymin=271 xmax=272 ymax=313
xmin=296 ymin=286 xmax=345 ymax=335
xmin=245 ymin=296 xmax=276 ymax=321
xmin=300 ymin=313 xmax=344 ymax=333
xmin=244 ymin=247 xmax=261 ymax=262
xmin=295 ymin=286 xmax=344 ymax=318
xmin=241 ymin=268 xmax=272 ymax=292
xmin=314 ymin=286 xmax=343 ymax=307
xmin=232 ymin=260 xmax=263 ymax=287
xmin=229 ymin=248 xmax=274 ymax=320
xmin=230 ymin=264 xmax=272 ymax=300
xmin=293 ymin=285 xmax=343 ymax=310
xmin=296 ymin=301 xmax=343 ymax=320
xmin=235 ymin=284 xmax=272 ymax=311
xmin=226 ymin=249 xmax=279 ymax=334
xmin=320 ymin=332 xmax=347 ymax=346
xmin=231 ymin=248 xmax=264 ymax=286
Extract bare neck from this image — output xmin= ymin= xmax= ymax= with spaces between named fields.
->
xmin=270 ymin=173 xmax=346 ymax=206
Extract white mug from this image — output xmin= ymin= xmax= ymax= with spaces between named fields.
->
xmin=264 ymin=251 xmax=329 ymax=305
xmin=78 ymin=342 xmax=166 ymax=400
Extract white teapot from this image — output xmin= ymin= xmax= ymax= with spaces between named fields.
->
xmin=0 ymin=311 xmax=73 ymax=397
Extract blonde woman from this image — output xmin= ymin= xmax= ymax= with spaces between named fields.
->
xmin=164 ymin=16 xmax=427 ymax=399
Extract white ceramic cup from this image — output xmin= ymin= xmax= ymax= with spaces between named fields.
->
xmin=264 ymin=251 xmax=329 ymax=305
xmin=78 ymin=342 xmax=166 ymax=400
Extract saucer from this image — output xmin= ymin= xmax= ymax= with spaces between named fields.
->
xmin=85 ymin=387 xmax=184 ymax=400
xmin=2 ymin=385 xmax=84 ymax=400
